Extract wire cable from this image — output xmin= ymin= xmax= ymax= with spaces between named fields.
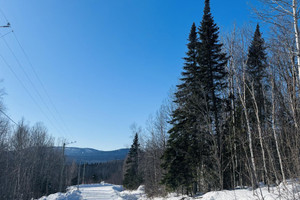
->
xmin=12 ymin=31 xmax=71 ymax=135
xmin=0 ymin=8 xmax=9 ymax=24
xmin=0 ymin=53 xmax=64 ymax=136
xmin=0 ymin=8 xmax=70 ymax=137
xmin=1 ymin=35 xmax=68 ymax=135
xmin=0 ymin=30 xmax=12 ymax=39
xmin=0 ymin=109 xmax=18 ymax=126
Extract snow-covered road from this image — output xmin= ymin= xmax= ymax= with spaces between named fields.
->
xmin=80 ymin=184 xmax=121 ymax=200
xmin=38 ymin=183 xmax=144 ymax=200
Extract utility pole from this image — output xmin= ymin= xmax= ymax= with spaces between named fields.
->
xmin=59 ymin=141 xmax=76 ymax=192
xmin=59 ymin=142 xmax=66 ymax=192
xmin=82 ymin=163 xmax=86 ymax=184
xmin=77 ymin=161 xmax=81 ymax=191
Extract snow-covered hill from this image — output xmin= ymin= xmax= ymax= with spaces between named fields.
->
xmin=38 ymin=181 xmax=300 ymax=200
xmin=58 ymin=147 xmax=129 ymax=163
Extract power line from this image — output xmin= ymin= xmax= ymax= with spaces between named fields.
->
xmin=0 ymin=109 xmax=17 ymax=126
xmin=0 ymin=53 xmax=64 ymax=136
xmin=0 ymin=8 xmax=9 ymax=24
xmin=0 ymin=8 xmax=71 ymax=137
xmin=0 ymin=34 xmax=68 ymax=136
xmin=12 ymin=31 xmax=71 ymax=135
xmin=0 ymin=35 xmax=67 ymax=136
xmin=0 ymin=30 xmax=12 ymax=39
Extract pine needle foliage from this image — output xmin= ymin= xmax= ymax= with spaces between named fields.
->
xmin=123 ymin=133 xmax=143 ymax=190
xmin=162 ymin=0 xmax=228 ymax=194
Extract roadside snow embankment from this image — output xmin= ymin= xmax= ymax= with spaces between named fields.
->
xmin=200 ymin=180 xmax=300 ymax=200
xmin=38 ymin=180 xmax=300 ymax=200
xmin=38 ymin=187 xmax=82 ymax=200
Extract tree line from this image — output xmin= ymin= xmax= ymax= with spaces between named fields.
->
xmin=0 ymin=117 xmax=79 ymax=199
xmin=75 ymin=160 xmax=124 ymax=186
xmin=123 ymin=0 xmax=300 ymax=198
xmin=0 ymin=111 xmax=125 ymax=199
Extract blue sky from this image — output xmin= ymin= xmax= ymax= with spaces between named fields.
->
xmin=0 ymin=0 xmax=257 ymax=150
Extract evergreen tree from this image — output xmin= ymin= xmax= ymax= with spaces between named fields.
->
xmin=161 ymin=23 xmax=202 ymax=194
xmin=162 ymin=0 xmax=229 ymax=193
xmin=197 ymin=0 xmax=228 ymax=189
xmin=246 ymin=24 xmax=268 ymax=122
xmin=123 ymin=133 xmax=143 ymax=190
xmin=245 ymin=24 xmax=270 ymax=187
xmin=197 ymin=0 xmax=228 ymax=139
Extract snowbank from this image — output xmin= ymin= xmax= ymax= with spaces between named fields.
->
xmin=38 ymin=186 xmax=82 ymax=200
xmin=199 ymin=181 xmax=300 ymax=200
xmin=38 ymin=180 xmax=300 ymax=200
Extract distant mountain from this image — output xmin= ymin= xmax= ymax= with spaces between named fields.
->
xmin=61 ymin=147 xmax=129 ymax=164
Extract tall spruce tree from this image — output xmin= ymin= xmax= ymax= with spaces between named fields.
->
xmin=245 ymin=24 xmax=270 ymax=186
xmin=197 ymin=0 xmax=228 ymax=189
xmin=123 ymin=133 xmax=143 ymax=190
xmin=162 ymin=0 xmax=228 ymax=193
xmin=246 ymin=24 xmax=268 ymax=122
xmin=161 ymin=23 xmax=201 ymax=194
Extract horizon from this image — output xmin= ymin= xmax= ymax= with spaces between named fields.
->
xmin=63 ymin=146 xmax=129 ymax=151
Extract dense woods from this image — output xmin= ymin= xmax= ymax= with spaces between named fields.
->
xmin=122 ymin=0 xmax=300 ymax=198
xmin=76 ymin=160 xmax=124 ymax=185
xmin=0 ymin=118 xmax=76 ymax=199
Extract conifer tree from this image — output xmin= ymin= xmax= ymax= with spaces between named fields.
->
xmin=162 ymin=0 xmax=229 ymax=193
xmin=197 ymin=0 xmax=228 ymax=137
xmin=197 ymin=0 xmax=228 ymax=189
xmin=245 ymin=24 xmax=270 ymax=186
xmin=246 ymin=24 xmax=268 ymax=121
xmin=161 ymin=23 xmax=201 ymax=194
xmin=123 ymin=133 xmax=143 ymax=190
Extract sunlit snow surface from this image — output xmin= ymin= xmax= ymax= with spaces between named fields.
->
xmin=38 ymin=182 xmax=144 ymax=200
xmin=38 ymin=181 xmax=300 ymax=200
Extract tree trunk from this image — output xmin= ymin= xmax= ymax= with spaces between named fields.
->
xmin=270 ymin=70 xmax=286 ymax=183
xmin=234 ymin=63 xmax=258 ymax=189
xmin=293 ymin=0 xmax=300 ymax=84
xmin=249 ymin=82 xmax=270 ymax=189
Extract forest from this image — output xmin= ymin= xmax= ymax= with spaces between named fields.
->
xmin=0 ymin=119 xmax=73 ymax=199
xmin=122 ymin=0 xmax=300 ymax=197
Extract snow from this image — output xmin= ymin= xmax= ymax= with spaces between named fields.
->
xmin=38 ymin=181 xmax=300 ymax=200
xmin=37 ymin=182 xmax=142 ymax=200
xmin=199 ymin=181 xmax=300 ymax=200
